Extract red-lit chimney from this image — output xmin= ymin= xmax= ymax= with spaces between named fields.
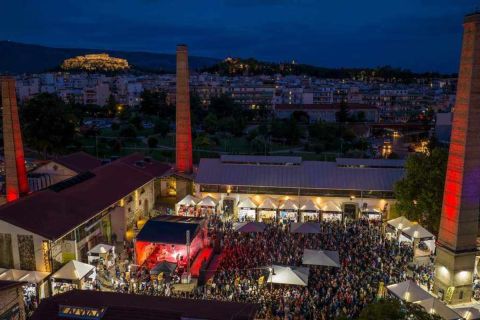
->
xmin=1 ymin=76 xmax=29 ymax=201
xmin=175 ymin=45 xmax=193 ymax=173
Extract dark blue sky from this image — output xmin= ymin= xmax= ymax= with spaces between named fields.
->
xmin=1 ymin=0 xmax=478 ymax=73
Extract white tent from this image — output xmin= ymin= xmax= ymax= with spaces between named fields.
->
xmin=401 ymin=224 xmax=434 ymax=240
xmin=88 ymin=243 xmax=114 ymax=255
xmin=300 ymin=199 xmax=319 ymax=212
xmin=302 ymin=249 xmax=340 ymax=267
xmin=233 ymin=222 xmax=267 ymax=233
xmin=258 ymin=197 xmax=277 ymax=210
xmin=416 ymin=297 xmax=461 ymax=320
xmin=387 ymin=216 xmax=413 ymax=231
xmin=238 ymin=197 xmax=258 ymax=208
xmin=0 ymin=269 xmax=50 ymax=284
xmin=290 ymin=222 xmax=321 ymax=234
xmin=267 ymin=265 xmax=309 ymax=286
xmin=386 ymin=279 xmax=432 ymax=303
xmin=321 ymin=201 xmax=342 ymax=212
xmin=279 ymin=199 xmax=298 ymax=211
xmin=453 ymin=307 xmax=480 ymax=320
xmin=51 ymin=260 xmax=95 ymax=281
xmin=198 ymin=195 xmax=218 ymax=207
xmin=177 ymin=194 xmax=200 ymax=206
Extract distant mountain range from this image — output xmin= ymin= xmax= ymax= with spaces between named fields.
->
xmin=0 ymin=41 xmax=220 ymax=74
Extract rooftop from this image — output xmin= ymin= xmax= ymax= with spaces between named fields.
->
xmin=53 ymin=151 xmax=102 ymax=173
xmin=0 ymin=153 xmax=171 ymax=240
xmin=196 ymin=156 xmax=404 ymax=192
xmin=31 ymin=290 xmax=258 ymax=320
xmin=275 ymin=103 xmax=378 ymax=111
xmin=136 ymin=216 xmax=204 ymax=244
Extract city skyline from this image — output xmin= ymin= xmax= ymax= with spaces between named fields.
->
xmin=1 ymin=0 xmax=477 ymax=73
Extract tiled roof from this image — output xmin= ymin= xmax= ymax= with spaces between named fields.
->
xmin=195 ymin=157 xmax=404 ymax=192
xmin=0 ymin=153 xmax=171 ymax=240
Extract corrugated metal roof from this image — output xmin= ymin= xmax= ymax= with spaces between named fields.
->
xmin=220 ymin=155 xmax=301 ymax=165
xmin=195 ymin=158 xmax=404 ymax=191
xmin=336 ymin=158 xmax=405 ymax=168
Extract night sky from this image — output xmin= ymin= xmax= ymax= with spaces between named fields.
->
xmin=1 ymin=0 xmax=478 ymax=73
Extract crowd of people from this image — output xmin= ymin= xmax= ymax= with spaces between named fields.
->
xmin=93 ymin=218 xmax=436 ymax=319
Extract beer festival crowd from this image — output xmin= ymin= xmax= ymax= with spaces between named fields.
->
xmin=95 ymin=219 xmax=435 ymax=320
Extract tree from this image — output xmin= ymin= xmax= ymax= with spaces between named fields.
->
xmin=139 ymin=90 xmax=170 ymax=117
xmin=336 ymin=100 xmax=349 ymax=123
xmin=21 ymin=93 xmax=78 ymax=158
xmin=359 ymin=299 xmax=441 ymax=320
xmin=394 ymin=148 xmax=448 ymax=234
xmin=154 ymin=119 xmax=170 ymax=137
xmin=147 ymin=137 xmax=158 ymax=150
xmin=105 ymin=94 xmax=117 ymax=117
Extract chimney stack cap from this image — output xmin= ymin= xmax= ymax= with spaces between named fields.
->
xmin=465 ymin=12 xmax=480 ymax=23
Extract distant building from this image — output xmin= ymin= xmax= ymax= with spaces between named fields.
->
xmin=274 ymin=103 xmax=379 ymax=122
xmin=61 ymin=54 xmax=129 ymax=72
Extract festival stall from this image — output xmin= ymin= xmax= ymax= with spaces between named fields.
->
xmin=279 ymin=199 xmax=299 ymax=223
xmin=135 ymin=217 xmax=207 ymax=270
xmin=321 ymin=201 xmax=343 ymax=221
xmin=453 ymin=307 xmax=480 ymax=320
xmin=237 ymin=197 xmax=257 ymax=222
xmin=0 ymin=269 xmax=50 ymax=301
xmin=266 ymin=265 xmax=309 ymax=286
xmin=399 ymin=224 xmax=435 ymax=257
xmin=415 ymin=297 xmax=462 ymax=320
xmin=87 ymin=243 xmax=115 ymax=265
xmin=299 ymin=199 xmax=320 ymax=222
xmin=51 ymin=260 xmax=96 ymax=295
xmin=387 ymin=279 xmax=432 ymax=303
xmin=386 ymin=216 xmax=413 ymax=239
xmin=233 ymin=221 xmax=267 ymax=233
xmin=197 ymin=196 xmax=218 ymax=217
xmin=302 ymin=249 xmax=340 ymax=268
xmin=176 ymin=195 xmax=200 ymax=217
xmin=258 ymin=197 xmax=278 ymax=223
xmin=290 ymin=222 xmax=321 ymax=234
xmin=361 ymin=207 xmax=383 ymax=221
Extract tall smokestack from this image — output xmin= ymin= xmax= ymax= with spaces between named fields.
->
xmin=433 ymin=12 xmax=480 ymax=304
xmin=175 ymin=44 xmax=193 ymax=173
xmin=1 ymin=76 xmax=29 ymax=201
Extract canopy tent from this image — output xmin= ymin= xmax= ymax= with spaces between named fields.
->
xmin=237 ymin=197 xmax=258 ymax=208
xmin=279 ymin=199 xmax=298 ymax=211
xmin=387 ymin=216 xmax=413 ymax=231
xmin=302 ymin=249 xmax=340 ymax=267
xmin=300 ymin=199 xmax=319 ymax=212
xmin=51 ymin=260 xmax=95 ymax=281
xmin=197 ymin=196 xmax=218 ymax=207
xmin=386 ymin=280 xmax=432 ymax=303
xmin=177 ymin=195 xmax=200 ymax=206
xmin=88 ymin=243 xmax=114 ymax=255
xmin=290 ymin=222 xmax=321 ymax=234
xmin=453 ymin=307 xmax=480 ymax=320
xmin=321 ymin=201 xmax=342 ymax=212
xmin=401 ymin=224 xmax=434 ymax=240
xmin=0 ymin=269 xmax=50 ymax=284
xmin=233 ymin=222 xmax=267 ymax=233
xmin=150 ymin=261 xmax=177 ymax=275
xmin=267 ymin=265 xmax=309 ymax=286
xmin=258 ymin=197 xmax=278 ymax=210
xmin=416 ymin=297 xmax=461 ymax=320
